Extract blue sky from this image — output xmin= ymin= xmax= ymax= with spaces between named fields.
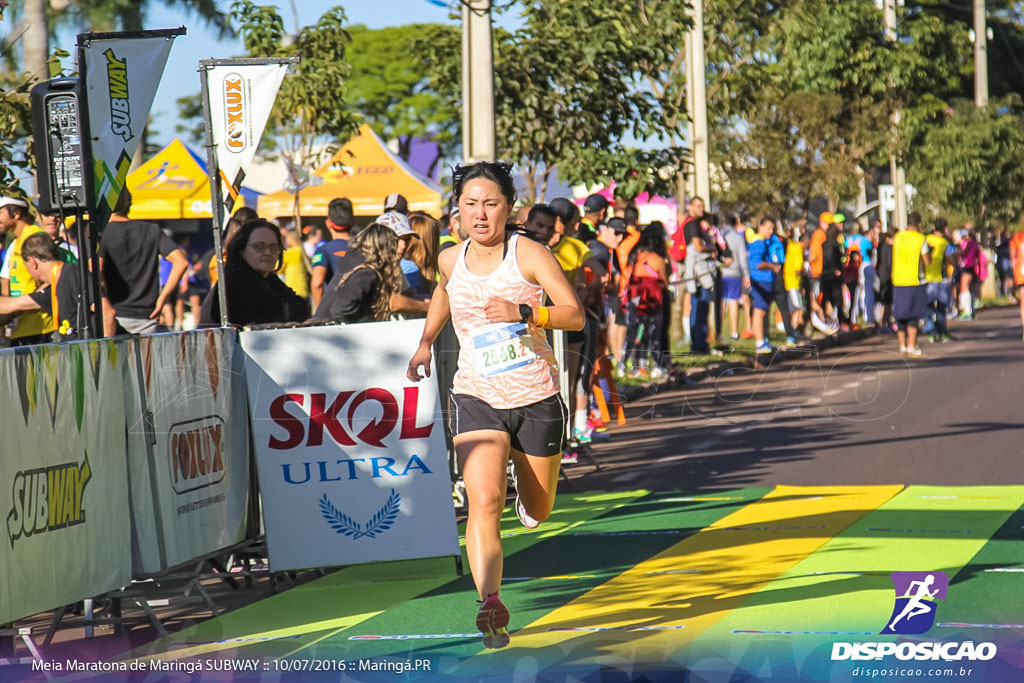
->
xmin=0 ymin=1 xmax=467 ymax=146
xmin=141 ymin=1 xmax=464 ymax=145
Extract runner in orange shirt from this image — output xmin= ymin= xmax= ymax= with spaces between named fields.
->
xmin=1010 ymin=228 xmax=1024 ymax=340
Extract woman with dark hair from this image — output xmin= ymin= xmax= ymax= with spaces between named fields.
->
xmin=199 ymin=219 xmax=310 ymax=327
xmin=310 ymin=223 xmax=403 ymax=322
xmin=406 ymin=161 xmax=584 ymax=649
xmin=623 ymin=223 xmax=670 ymax=376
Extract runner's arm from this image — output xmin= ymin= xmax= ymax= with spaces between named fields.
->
xmin=407 ymin=250 xmax=455 ymax=381
xmin=488 ymin=238 xmax=584 ymax=331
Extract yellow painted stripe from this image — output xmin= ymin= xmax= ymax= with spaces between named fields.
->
xmin=482 ymin=485 xmax=902 ymax=671
xmin=126 ymin=490 xmax=649 ymax=663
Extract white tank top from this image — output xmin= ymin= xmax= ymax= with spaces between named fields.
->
xmin=446 ymin=234 xmax=560 ymax=408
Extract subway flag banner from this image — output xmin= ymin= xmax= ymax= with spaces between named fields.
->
xmin=0 ymin=341 xmax=131 ymax=624
xmin=240 ymin=321 xmax=460 ymax=572
xmin=205 ymin=61 xmax=289 ymax=215
xmin=80 ymin=31 xmax=178 ymax=221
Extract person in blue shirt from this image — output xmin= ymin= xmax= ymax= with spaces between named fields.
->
xmin=747 ymin=216 xmax=782 ymax=353
xmin=311 ymin=198 xmax=354 ymax=309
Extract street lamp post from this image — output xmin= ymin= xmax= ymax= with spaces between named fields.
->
xmin=461 ymin=0 xmax=496 ymax=162
xmin=974 ymin=0 xmax=989 ymax=107
xmin=883 ymin=0 xmax=907 ymax=232
xmin=686 ymin=0 xmax=710 ymax=204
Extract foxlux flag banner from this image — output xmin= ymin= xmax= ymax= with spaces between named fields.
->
xmin=206 ymin=61 xmax=288 ymax=212
xmin=240 ymin=321 xmax=460 ymax=572
xmin=80 ymin=31 xmax=179 ymax=216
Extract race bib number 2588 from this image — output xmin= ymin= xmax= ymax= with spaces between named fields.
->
xmin=472 ymin=323 xmax=537 ymax=378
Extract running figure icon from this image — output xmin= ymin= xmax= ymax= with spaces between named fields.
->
xmin=888 ymin=574 xmax=938 ymax=631
xmin=881 ymin=571 xmax=948 ymax=635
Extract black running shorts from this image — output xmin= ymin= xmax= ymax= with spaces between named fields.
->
xmin=450 ymin=392 xmax=567 ymax=457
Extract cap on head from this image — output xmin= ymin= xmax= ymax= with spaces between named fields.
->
xmin=548 ymin=197 xmax=579 ymax=226
xmin=604 ymin=217 xmax=628 ymax=235
xmin=819 ymin=211 xmax=834 ymax=225
xmin=375 ymin=211 xmax=418 ymax=238
xmin=384 ymin=193 xmax=408 ymax=214
xmin=583 ymin=193 xmax=610 ymax=214
xmin=0 ymin=196 xmax=29 ymax=211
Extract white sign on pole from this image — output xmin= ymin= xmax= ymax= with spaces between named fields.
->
xmin=240 ymin=321 xmax=460 ymax=572
xmin=206 ymin=61 xmax=289 ymax=212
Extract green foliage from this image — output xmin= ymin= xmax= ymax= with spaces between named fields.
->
xmin=911 ymin=97 xmax=1024 ymax=224
xmin=174 ymin=93 xmax=204 ymax=146
xmin=415 ymin=1 xmax=688 ymax=203
xmin=0 ymin=73 xmax=34 ymax=194
xmin=231 ymin=0 xmax=360 ymax=172
xmin=57 ymin=0 xmax=232 ymax=36
xmin=346 ymin=24 xmax=460 ymax=175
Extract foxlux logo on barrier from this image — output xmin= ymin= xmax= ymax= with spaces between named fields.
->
xmin=168 ymin=416 xmax=226 ymax=494
xmin=831 ymin=571 xmax=997 ymax=663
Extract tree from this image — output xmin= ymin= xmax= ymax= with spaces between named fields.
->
xmin=416 ymin=1 xmax=676 ymax=203
xmin=346 ymin=24 xmax=460 ymax=178
xmin=911 ymin=96 xmax=1024 ymax=225
xmin=231 ymin=0 xmax=360 ymax=216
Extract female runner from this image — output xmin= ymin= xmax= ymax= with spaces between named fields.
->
xmin=407 ymin=162 xmax=584 ymax=648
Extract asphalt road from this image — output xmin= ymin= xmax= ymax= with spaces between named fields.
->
xmin=578 ymin=306 xmax=1024 ymax=491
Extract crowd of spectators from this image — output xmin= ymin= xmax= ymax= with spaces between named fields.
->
xmin=0 ymin=184 xmax=1016 ymax=457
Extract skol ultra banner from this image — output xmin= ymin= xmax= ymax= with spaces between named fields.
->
xmin=204 ymin=60 xmax=289 ymax=214
xmin=0 ymin=341 xmax=131 ymax=624
xmin=80 ymin=30 xmax=180 ymax=219
xmin=240 ymin=321 xmax=460 ymax=572
xmin=122 ymin=329 xmax=251 ymax=576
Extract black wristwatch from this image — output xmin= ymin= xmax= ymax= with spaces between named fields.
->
xmin=518 ymin=304 xmax=533 ymax=324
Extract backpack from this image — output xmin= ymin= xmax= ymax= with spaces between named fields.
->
xmin=669 ymin=217 xmax=695 ymax=262
xmin=623 ymin=254 xmax=665 ymax=315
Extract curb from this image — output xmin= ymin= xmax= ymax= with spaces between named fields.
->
xmin=616 ymin=327 xmax=878 ymax=403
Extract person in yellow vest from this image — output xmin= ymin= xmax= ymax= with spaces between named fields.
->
xmin=277 ymin=227 xmax=310 ymax=298
xmin=0 ymin=195 xmax=52 ymax=346
xmin=923 ymin=217 xmax=955 ymax=343
xmin=0 ymin=233 xmax=83 ymax=341
xmin=891 ymin=211 xmax=932 ymax=357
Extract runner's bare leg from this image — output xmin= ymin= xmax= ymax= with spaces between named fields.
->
xmin=456 ymin=430 xmax=511 ymax=600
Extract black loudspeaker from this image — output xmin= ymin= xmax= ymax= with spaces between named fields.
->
xmin=31 ymin=77 xmax=92 ymax=214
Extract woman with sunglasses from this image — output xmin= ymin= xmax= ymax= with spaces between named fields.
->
xmin=199 ymin=219 xmax=310 ymax=327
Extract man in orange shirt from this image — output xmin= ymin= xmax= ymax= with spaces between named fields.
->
xmin=808 ymin=211 xmax=835 ymax=332
xmin=1010 ymin=227 xmax=1024 ymax=340
xmin=611 ymin=207 xmax=641 ymax=364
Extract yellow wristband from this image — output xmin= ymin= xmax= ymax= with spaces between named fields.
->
xmin=537 ymin=306 xmax=550 ymax=328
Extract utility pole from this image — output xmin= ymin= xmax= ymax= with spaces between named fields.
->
xmin=461 ymin=0 xmax=495 ymax=162
xmin=883 ymin=0 xmax=907 ymax=232
xmin=686 ymin=0 xmax=710 ymax=203
xmin=974 ymin=0 xmax=989 ymax=106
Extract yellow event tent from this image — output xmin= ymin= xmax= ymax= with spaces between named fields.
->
xmin=257 ymin=124 xmax=444 ymax=219
xmin=126 ymin=138 xmax=256 ymax=221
